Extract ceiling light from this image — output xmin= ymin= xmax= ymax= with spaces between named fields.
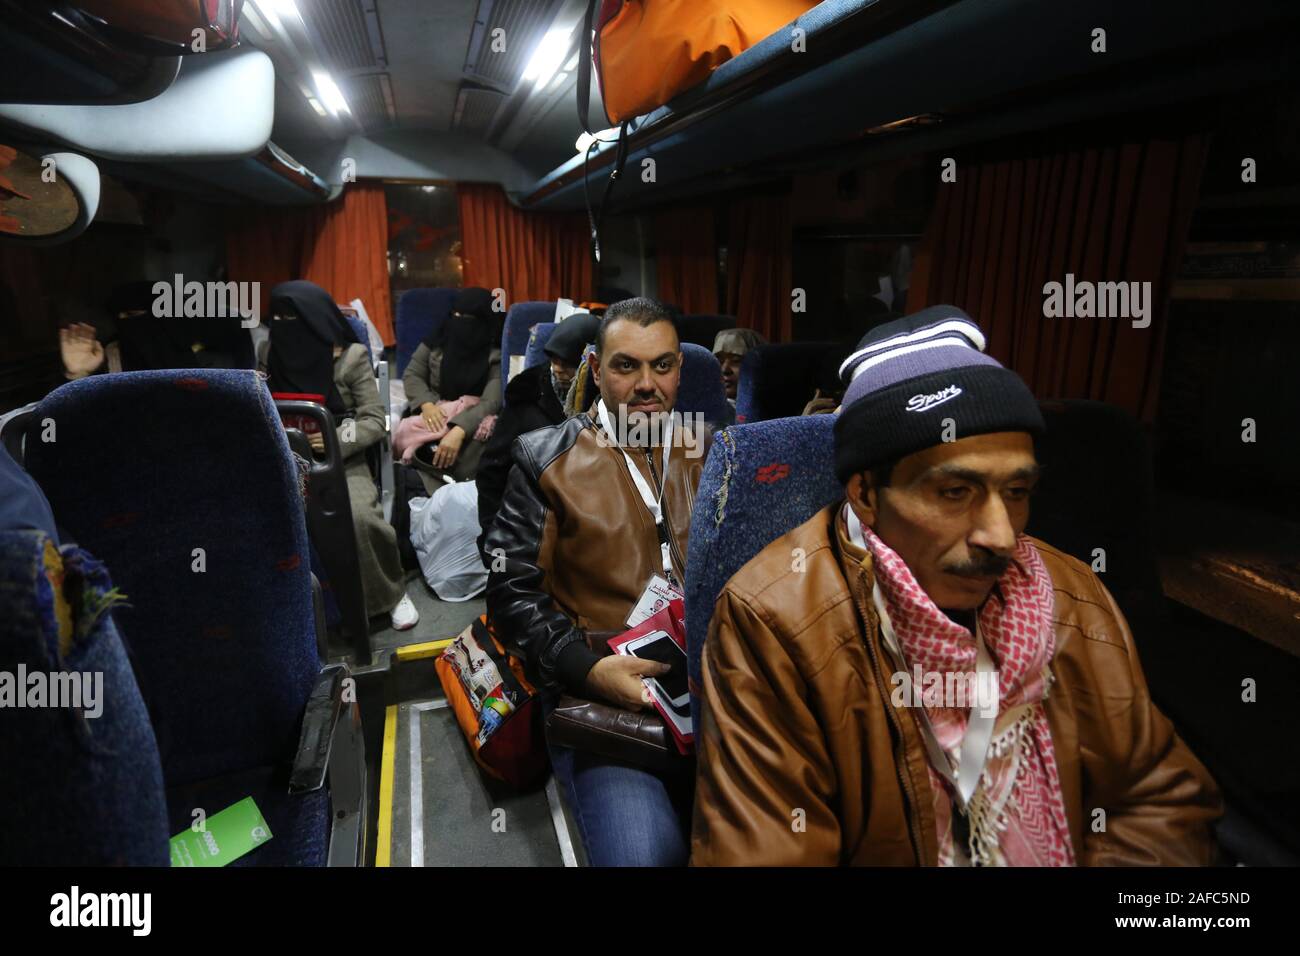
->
xmin=312 ymin=71 xmax=351 ymax=115
xmin=306 ymin=97 xmax=327 ymax=116
xmin=249 ymin=0 xmax=302 ymax=33
xmin=522 ymin=29 xmax=570 ymax=89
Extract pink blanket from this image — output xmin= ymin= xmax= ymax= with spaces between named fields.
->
xmin=393 ymin=397 xmax=497 ymax=463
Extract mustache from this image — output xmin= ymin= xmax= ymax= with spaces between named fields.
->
xmin=943 ymin=551 xmax=1012 ymax=579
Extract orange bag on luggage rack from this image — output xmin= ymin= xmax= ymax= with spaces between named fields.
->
xmin=583 ymin=0 xmax=819 ymax=126
xmin=434 ymin=615 xmax=549 ymax=789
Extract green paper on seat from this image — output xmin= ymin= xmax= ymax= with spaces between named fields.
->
xmin=169 ymin=796 xmax=273 ymax=867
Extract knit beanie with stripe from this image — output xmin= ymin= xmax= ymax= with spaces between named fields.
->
xmin=832 ymin=306 xmax=1045 ymax=484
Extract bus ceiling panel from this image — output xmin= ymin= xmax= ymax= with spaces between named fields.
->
xmin=521 ymin=0 xmax=1300 ymax=211
xmin=0 ymin=46 xmax=274 ymax=162
xmin=100 ymin=145 xmax=334 ymax=206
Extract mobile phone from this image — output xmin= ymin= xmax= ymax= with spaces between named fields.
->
xmin=625 ymin=630 xmax=689 ymax=709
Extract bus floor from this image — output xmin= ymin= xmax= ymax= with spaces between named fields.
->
xmin=340 ymin=573 xmax=585 ymax=867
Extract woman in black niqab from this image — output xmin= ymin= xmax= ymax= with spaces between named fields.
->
xmin=423 ymin=286 xmax=499 ymax=399
xmin=266 ymin=280 xmax=354 ymax=415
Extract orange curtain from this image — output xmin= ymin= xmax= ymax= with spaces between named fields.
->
xmin=909 ymin=133 xmax=1208 ymax=422
xmin=225 ymin=183 xmax=395 ymax=343
xmin=726 ymin=192 xmax=792 ymax=341
xmin=224 ymin=205 xmax=302 ymax=327
xmin=457 ymin=183 xmax=592 ymax=304
xmin=301 ymin=185 xmax=393 ymax=343
xmin=655 ymin=205 xmax=719 ymax=313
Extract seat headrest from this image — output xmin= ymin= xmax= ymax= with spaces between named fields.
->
xmin=735 ymin=342 xmax=845 ymax=423
xmin=502 ymin=302 xmax=558 ymax=392
xmin=524 ymin=322 xmax=558 ymax=370
xmin=395 ymin=287 xmax=457 ymax=376
xmin=677 ymin=343 xmax=733 ymax=426
xmin=684 ymin=415 xmax=842 ymax=725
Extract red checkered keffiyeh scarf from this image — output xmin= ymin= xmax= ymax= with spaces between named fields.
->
xmin=860 ymin=522 xmax=1075 ymax=867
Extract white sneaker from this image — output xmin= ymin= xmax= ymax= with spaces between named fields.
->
xmin=390 ymin=593 xmax=419 ymax=631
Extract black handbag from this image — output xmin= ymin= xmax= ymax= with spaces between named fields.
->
xmin=542 ymin=631 xmax=686 ymax=771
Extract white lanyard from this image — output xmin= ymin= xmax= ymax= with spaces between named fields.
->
xmin=597 ymin=400 xmax=675 ymax=579
xmin=844 ymin=505 xmax=997 ymax=810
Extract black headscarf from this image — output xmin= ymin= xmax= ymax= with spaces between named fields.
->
xmin=107 ymin=280 xmax=254 ymax=371
xmin=426 ymin=287 xmax=498 ymax=399
xmin=266 ymin=280 xmax=353 ymax=414
xmin=543 ymin=312 xmax=601 ymax=366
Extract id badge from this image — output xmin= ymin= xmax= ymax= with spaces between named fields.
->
xmin=625 ymin=574 xmax=684 ymax=628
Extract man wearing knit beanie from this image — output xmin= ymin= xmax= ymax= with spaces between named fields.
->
xmin=692 ymin=305 xmax=1221 ymax=867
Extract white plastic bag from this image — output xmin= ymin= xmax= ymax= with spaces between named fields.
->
xmin=408 ymin=480 xmax=488 ymax=602
xmin=388 ymin=376 xmax=407 ymax=435
xmin=347 ymin=297 xmax=386 ymax=366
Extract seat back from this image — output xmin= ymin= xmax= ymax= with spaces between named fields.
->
xmin=677 ymin=342 xmax=732 ymax=426
xmin=675 ymin=314 xmax=735 ymax=350
xmin=0 ymin=529 xmax=171 ymax=864
xmin=684 ymin=415 xmax=842 ymax=726
xmin=343 ymin=313 xmax=374 ymax=365
xmin=24 ymin=370 xmax=320 ymax=788
xmin=735 ymin=342 xmax=842 ymax=423
xmin=524 ymin=321 xmax=558 ymax=371
xmin=501 ymin=301 xmax=556 ymax=392
xmin=395 ymin=287 xmax=456 ymax=377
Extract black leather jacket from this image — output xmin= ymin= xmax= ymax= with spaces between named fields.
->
xmin=483 ymin=411 xmax=704 ymax=692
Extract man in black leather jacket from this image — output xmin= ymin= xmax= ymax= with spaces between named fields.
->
xmin=484 ymin=298 xmax=706 ymax=866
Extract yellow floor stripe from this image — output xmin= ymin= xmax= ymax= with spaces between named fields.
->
xmin=394 ymin=638 xmax=454 ymax=662
xmin=375 ymin=703 xmax=398 ymax=867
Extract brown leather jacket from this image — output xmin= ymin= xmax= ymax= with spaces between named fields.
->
xmin=484 ymin=409 xmax=706 ymax=692
xmin=692 ymin=503 xmax=1223 ymax=866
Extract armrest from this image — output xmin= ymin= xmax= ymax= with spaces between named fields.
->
xmin=274 ymin=399 xmax=344 ymax=479
xmin=290 ymin=665 xmax=345 ymax=794
xmin=284 ymin=426 xmax=313 ymax=463
xmin=288 ymin=663 xmax=367 ymax=866
xmin=0 ymin=405 xmax=37 ymax=464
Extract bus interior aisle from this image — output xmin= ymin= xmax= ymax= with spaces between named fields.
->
xmin=365 ymin=625 xmax=580 ymax=868
xmin=1 ymin=0 xmax=1300 ymax=922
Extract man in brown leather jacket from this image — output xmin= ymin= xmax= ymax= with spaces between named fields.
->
xmin=485 ymin=297 xmax=706 ymax=866
xmin=692 ymin=306 xmax=1222 ymax=866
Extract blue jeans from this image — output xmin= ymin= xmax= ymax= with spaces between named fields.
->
xmin=543 ymin=696 xmax=693 ymax=867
